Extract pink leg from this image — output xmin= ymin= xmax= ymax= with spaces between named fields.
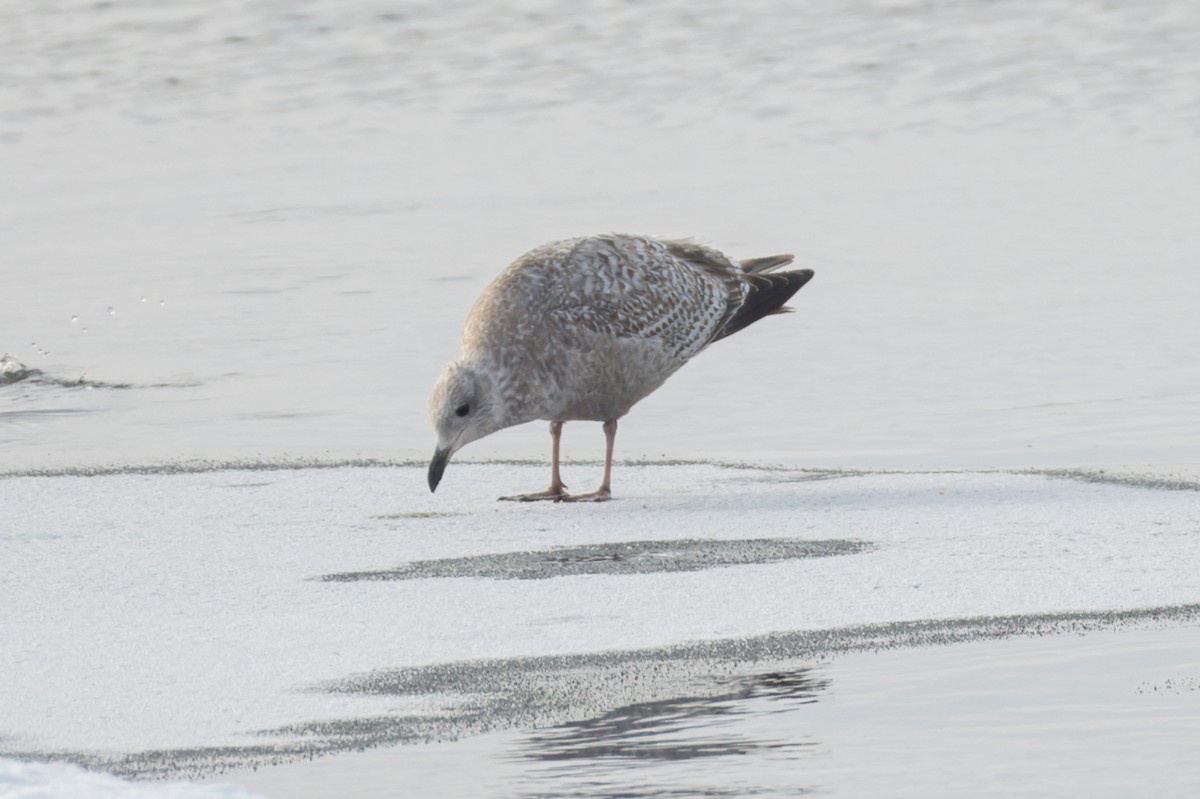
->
xmin=562 ymin=419 xmax=616 ymax=502
xmin=499 ymin=421 xmax=568 ymax=501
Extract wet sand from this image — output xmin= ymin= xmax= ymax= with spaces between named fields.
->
xmin=216 ymin=615 xmax=1200 ymax=798
xmin=4 ymin=462 xmax=1199 ymax=785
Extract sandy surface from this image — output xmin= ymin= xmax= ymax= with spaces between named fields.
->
xmin=4 ymin=462 xmax=1199 ymax=789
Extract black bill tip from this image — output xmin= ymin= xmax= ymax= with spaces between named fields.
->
xmin=428 ymin=447 xmax=450 ymax=492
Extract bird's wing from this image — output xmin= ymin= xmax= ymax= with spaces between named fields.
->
xmin=540 ymin=236 xmax=734 ymax=361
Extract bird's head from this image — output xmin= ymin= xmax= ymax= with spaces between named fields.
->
xmin=427 ymin=360 xmax=502 ymax=492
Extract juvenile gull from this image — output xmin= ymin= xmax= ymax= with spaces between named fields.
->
xmin=428 ymin=234 xmax=814 ymax=501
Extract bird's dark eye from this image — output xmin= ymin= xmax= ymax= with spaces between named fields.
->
xmin=455 ymin=404 xmax=470 ymax=417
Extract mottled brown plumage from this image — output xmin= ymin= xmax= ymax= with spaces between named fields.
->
xmin=428 ymin=234 xmax=814 ymax=500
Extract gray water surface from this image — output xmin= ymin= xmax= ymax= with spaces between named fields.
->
xmin=3 ymin=0 xmax=1199 ymax=470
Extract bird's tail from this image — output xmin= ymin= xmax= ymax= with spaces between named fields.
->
xmin=739 ymin=253 xmax=795 ymax=274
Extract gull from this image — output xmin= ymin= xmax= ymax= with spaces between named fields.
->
xmin=427 ymin=234 xmax=814 ymax=501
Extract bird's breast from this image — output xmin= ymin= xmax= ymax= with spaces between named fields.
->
xmin=539 ymin=336 xmax=684 ymax=421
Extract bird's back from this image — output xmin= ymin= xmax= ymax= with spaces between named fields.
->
xmin=461 ymin=234 xmax=811 ymax=421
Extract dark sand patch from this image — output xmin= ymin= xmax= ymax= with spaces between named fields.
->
xmin=318 ymin=538 xmax=871 ymax=582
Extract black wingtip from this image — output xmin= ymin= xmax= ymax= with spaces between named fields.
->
xmin=717 ymin=268 xmax=814 ymax=340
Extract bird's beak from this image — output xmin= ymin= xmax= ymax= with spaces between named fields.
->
xmin=428 ymin=447 xmax=451 ymax=492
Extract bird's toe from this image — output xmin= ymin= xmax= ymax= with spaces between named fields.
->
xmin=560 ymin=488 xmax=612 ymax=503
xmin=498 ymin=488 xmax=568 ymax=502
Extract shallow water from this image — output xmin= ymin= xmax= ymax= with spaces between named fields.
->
xmin=3 ymin=1 xmax=1200 ymax=796
xmin=4 ymin=0 xmax=1200 ymax=470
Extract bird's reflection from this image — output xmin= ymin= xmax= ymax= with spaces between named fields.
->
xmin=510 ymin=667 xmax=826 ymax=797
xmin=516 ymin=667 xmax=825 ymax=764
